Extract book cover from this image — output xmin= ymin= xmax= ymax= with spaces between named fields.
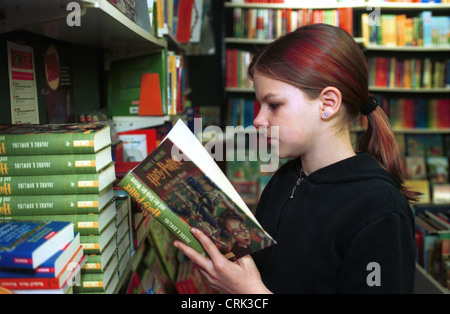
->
xmin=426 ymin=156 xmax=448 ymax=184
xmin=0 ymin=220 xmax=74 ymax=270
xmin=117 ymin=128 xmax=157 ymax=162
xmin=405 ymin=180 xmax=430 ymax=204
xmin=118 ymin=119 xmax=276 ymax=261
xmin=107 ymin=51 xmax=168 ymax=116
xmin=0 ymin=123 xmax=111 ymax=156
xmin=0 ymin=163 xmax=116 ymax=196
xmin=406 ymin=156 xmax=427 ymax=180
xmin=0 ymin=146 xmax=112 ymax=176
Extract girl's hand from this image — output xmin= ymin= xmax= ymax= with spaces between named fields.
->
xmin=173 ymin=228 xmax=272 ymax=294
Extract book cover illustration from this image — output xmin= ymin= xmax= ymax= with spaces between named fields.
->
xmin=131 ymin=139 xmax=274 ymax=260
xmin=120 ymin=120 xmax=276 ymax=261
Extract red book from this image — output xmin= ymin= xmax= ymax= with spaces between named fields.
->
xmin=436 ymin=99 xmax=450 ymax=128
xmin=338 ymin=7 xmax=353 ymax=36
xmin=176 ymin=0 xmax=195 ymax=43
xmin=374 ymin=57 xmax=389 ymax=87
xmin=402 ymin=99 xmax=415 ymax=129
xmin=139 ymin=73 xmax=163 ymax=116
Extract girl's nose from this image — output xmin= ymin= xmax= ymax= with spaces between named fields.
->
xmin=253 ymin=107 xmax=268 ymax=129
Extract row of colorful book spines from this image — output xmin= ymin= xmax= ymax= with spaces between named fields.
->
xmin=367 ymin=57 xmax=450 ymax=88
xmin=232 ymin=7 xmax=353 ymax=39
xmin=386 ymin=0 xmax=449 ymax=3
xmin=229 ymin=0 xmax=286 ymax=3
xmin=226 ymin=49 xmax=254 ymax=88
xmin=228 ymin=98 xmax=260 ymax=128
xmin=379 ymin=98 xmax=450 ymax=129
xmin=363 ymin=14 xmax=450 ymax=47
xmin=231 ymin=0 xmax=450 ymax=4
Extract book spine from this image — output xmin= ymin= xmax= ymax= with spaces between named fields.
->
xmin=0 ymin=173 xmax=103 ymax=195
xmin=0 ymin=132 xmax=97 ymax=156
xmin=0 ymin=215 xmax=102 ymax=235
xmin=0 ymin=194 xmax=106 ymax=216
xmin=0 ymin=277 xmax=61 ymax=290
xmin=0 ymin=154 xmax=102 ymax=176
xmin=118 ymin=171 xmax=205 ymax=256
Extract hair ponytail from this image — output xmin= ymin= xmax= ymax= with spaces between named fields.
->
xmin=358 ymin=107 xmax=420 ymax=202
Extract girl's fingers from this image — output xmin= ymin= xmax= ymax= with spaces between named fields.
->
xmin=173 ymin=239 xmax=211 ymax=271
xmin=190 ymin=228 xmax=228 ymax=265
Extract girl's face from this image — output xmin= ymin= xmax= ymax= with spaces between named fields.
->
xmin=253 ymin=72 xmax=321 ymax=159
xmin=225 ymin=219 xmax=251 ymax=247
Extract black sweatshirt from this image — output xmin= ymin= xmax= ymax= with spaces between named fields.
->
xmin=252 ymin=153 xmax=416 ymax=293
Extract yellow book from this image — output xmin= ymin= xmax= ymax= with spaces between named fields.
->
xmin=361 ymin=13 xmax=369 ymax=47
xmin=167 ymin=52 xmax=177 ymax=115
xmin=405 ymin=180 xmax=430 ymax=204
xmin=382 ymin=15 xmax=396 ymax=47
xmin=396 ymin=15 xmax=406 ymax=46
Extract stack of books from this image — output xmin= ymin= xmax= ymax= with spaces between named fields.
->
xmin=0 ymin=220 xmax=84 ymax=294
xmin=0 ymin=122 xmax=119 ymax=294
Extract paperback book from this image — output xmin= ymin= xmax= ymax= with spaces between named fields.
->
xmin=0 ymin=187 xmax=115 ymax=216
xmin=0 ymin=246 xmax=85 ymax=290
xmin=119 ymin=119 xmax=276 ymax=261
xmin=0 ymin=220 xmax=74 ymax=270
xmin=0 ymin=233 xmax=81 ymax=278
xmin=0 ymin=122 xmax=111 ymax=156
xmin=0 ymin=146 xmax=113 ymax=176
xmin=0 ymin=163 xmax=116 ymax=196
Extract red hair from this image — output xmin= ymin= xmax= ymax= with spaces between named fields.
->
xmin=248 ymin=24 xmax=419 ymax=202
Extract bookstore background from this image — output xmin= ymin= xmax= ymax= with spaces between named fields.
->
xmin=0 ymin=0 xmax=449 ymax=294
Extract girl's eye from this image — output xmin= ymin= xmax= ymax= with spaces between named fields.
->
xmin=269 ymin=103 xmax=279 ymax=110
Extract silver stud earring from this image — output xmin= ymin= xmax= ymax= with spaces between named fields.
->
xmin=324 ymin=113 xmax=329 ymax=117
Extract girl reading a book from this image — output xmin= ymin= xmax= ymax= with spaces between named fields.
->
xmin=174 ymin=23 xmax=419 ymax=294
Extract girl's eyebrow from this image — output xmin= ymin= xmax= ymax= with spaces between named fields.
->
xmin=259 ymin=92 xmax=279 ymax=103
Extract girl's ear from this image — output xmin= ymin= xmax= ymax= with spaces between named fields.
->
xmin=319 ymin=86 xmax=342 ymax=119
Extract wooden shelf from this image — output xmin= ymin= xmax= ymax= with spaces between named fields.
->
xmin=225 ymin=1 xmax=450 ymax=10
xmin=369 ymin=87 xmax=450 ymax=93
xmin=365 ymin=45 xmax=450 ymax=52
xmin=111 ymin=115 xmax=171 ymax=133
xmin=352 ymin=127 xmax=450 ymax=134
xmin=0 ymin=0 xmax=167 ymax=60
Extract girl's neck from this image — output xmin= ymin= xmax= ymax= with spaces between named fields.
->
xmin=300 ymin=131 xmax=356 ymax=176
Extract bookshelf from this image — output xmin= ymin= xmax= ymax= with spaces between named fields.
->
xmin=0 ymin=0 xmax=167 ymax=59
xmin=222 ymin=0 xmax=450 ymax=294
xmin=0 ymin=0 xmax=199 ymax=294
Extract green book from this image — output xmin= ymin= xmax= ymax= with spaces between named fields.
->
xmin=0 ymin=146 xmax=112 ymax=176
xmin=118 ymin=119 xmax=276 ymax=260
xmin=107 ymin=50 xmax=168 ymax=116
xmin=80 ymin=220 xmax=117 ymax=255
xmin=0 ymin=163 xmax=116 ymax=196
xmin=0 ymin=122 xmax=111 ymax=156
xmin=82 ymin=238 xmax=117 ymax=274
xmin=74 ymin=257 xmax=118 ymax=294
xmin=0 ymin=187 xmax=114 ymax=216
xmin=0 ymin=200 xmax=117 ymax=235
